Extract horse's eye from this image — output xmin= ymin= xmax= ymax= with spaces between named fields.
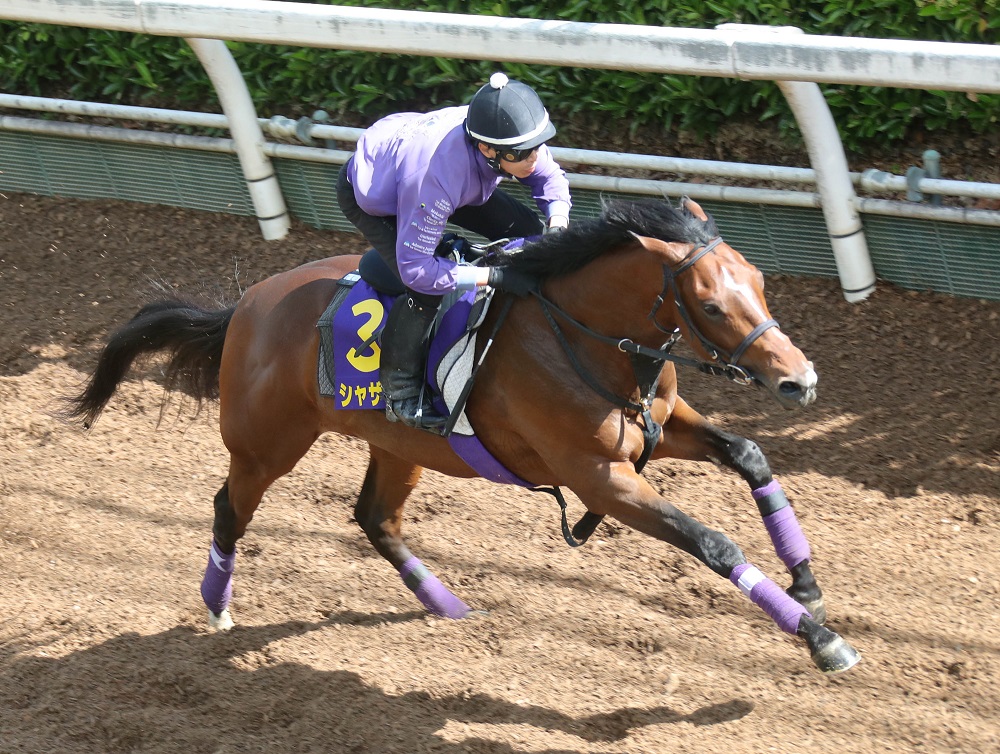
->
xmin=703 ymin=303 xmax=722 ymax=318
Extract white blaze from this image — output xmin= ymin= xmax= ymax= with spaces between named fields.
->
xmin=722 ymin=267 xmax=767 ymax=322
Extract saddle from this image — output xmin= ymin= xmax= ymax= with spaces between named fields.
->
xmin=316 ymin=241 xmax=641 ymax=545
xmin=316 ymin=244 xmax=528 ymax=485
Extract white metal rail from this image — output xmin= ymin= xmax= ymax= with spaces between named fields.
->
xmin=9 ymin=95 xmax=1000 ymax=212
xmin=7 ymin=93 xmax=1000 ymax=205
xmin=6 ymin=2 xmax=1000 ymax=297
xmin=7 ymin=2 xmax=1000 ymax=92
xmin=186 ymin=38 xmax=289 ymax=240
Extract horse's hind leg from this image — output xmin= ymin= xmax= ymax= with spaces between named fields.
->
xmin=655 ymin=397 xmax=826 ymax=624
xmin=201 ymin=431 xmax=316 ymax=630
xmin=353 ymin=446 xmax=470 ymax=619
xmin=201 ymin=481 xmax=238 ymax=630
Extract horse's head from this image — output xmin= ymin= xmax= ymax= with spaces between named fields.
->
xmin=633 ymin=198 xmax=817 ymax=409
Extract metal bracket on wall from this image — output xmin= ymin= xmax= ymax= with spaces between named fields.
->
xmin=906 ymin=166 xmax=926 ymax=202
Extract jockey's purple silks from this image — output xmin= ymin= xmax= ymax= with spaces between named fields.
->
xmin=348 ymin=107 xmax=570 ymax=296
xmin=398 ymin=556 xmax=470 ymax=619
xmin=753 ymin=480 xmax=811 ymax=570
xmin=730 ymin=563 xmax=810 ymax=634
xmin=200 ymin=539 xmax=234 ymax=615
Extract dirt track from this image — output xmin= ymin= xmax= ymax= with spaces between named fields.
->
xmin=1 ymin=192 xmax=998 ymax=753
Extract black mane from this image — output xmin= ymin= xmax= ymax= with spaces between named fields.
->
xmin=492 ymin=197 xmax=719 ymax=278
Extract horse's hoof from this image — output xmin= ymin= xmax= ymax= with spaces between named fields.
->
xmin=811 ymin=634 xmax=861 ymax=674
xmin=797 ymin=616 xmax=860 ymax=675
xmin=208 ymin=608 xmax=234 ymax=631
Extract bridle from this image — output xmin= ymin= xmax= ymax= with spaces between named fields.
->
xmin=646 ymin=236 xmax=779 ymax=385
xmin=533 ymin=235 xmax=780 ymax=413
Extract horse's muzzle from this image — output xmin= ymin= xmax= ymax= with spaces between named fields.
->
xmin=772 ymin=365 xmax=818 ymax=409
xmin=777 ymin=380 xmax=817 ymax=408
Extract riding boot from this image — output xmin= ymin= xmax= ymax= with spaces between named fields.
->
xmin=379 ymin=294 xmax=447 ymax=429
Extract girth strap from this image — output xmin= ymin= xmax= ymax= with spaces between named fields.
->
xmin=533 ymin=296 xmax=673 ymax=547
xmin=544 ymin=405 xmax=662 ymax=548
xmin=440 ymin=295 xmax=515 ymax=437
xmin=634 ymin=406 xmax=663 ymax=473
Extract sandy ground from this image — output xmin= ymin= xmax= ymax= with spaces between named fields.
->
xmin=1 ymin=192 xmax=998 ymax=753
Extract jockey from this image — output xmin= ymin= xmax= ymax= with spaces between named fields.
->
xmin=336 ymin=72 xmax=572 ymax=429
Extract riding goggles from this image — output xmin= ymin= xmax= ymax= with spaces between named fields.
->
xmin=498 ymin=146 xmax=539 ymax=163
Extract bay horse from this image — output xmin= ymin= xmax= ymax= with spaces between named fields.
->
xmin=67 ymin=197 xmax=859 ymax=674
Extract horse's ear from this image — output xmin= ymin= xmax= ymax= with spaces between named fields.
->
xmin=680 ymin=196 xmax=709 ymax=222
xmin=628 ymin=231 xmax=691 ymax=266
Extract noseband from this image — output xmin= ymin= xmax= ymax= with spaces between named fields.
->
xmin=648 ymin=237 xmax=778 ymax=385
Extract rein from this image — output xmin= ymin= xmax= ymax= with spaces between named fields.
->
xmin=529 ymin=235 xmax=780 ymax=547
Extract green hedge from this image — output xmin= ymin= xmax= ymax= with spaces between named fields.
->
xmin=2 ymin=0 xmax=998 ymax=151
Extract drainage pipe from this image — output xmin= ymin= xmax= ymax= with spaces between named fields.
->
xmin=0 ymin=115 xmax=236 ymax=152
xmin=184 ymin=37 xmax=289 ymax=240
xmin=0 ymin=94 xmax=818 ymax=184
xmin=565 ymin=173 xmax=821 ymax=207
xmin=0 ymin=93 xmax=231 ymax=130
xmin=0 ymin=115 xmax=357 ymax=164
xmin=855 ymin=198 xmax=1000 ymax=227
xmin=858 ymin=169 xmax=1000 ymax=202
xmin=0 ymin=116 xmax=818 ymax=208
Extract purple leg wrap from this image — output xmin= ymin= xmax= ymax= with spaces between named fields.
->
xmin=751 ymin=479 xmax=783 ymax=502
xmin=398 ymin=556 xmax=470 ymax=619
xmin=731 ymin=563 xmax=810 ymax=634
xmin=753 ymin=481 xmax=811 ymax=570
xmin=200 ymin=540 xmax=234 ymax=615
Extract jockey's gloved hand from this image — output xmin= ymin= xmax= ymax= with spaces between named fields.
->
xmin=544 ymin=223 xmax=566 ymax=235
xmin=434 ymin=233 xmax=469 ymax=259
xmin=488 ymin=267 xmax=539 ymax=297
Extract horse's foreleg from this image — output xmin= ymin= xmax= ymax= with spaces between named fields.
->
xmin=654 ymin=397 xmax=826 ymax=624
xmin=578 ymin=467 xmax=858 ymax=674
xmin=354 ymin=447 xmax=471 ymax=619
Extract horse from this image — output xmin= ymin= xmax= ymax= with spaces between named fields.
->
xmin=67 ymin=196 xmax=860 ymax=674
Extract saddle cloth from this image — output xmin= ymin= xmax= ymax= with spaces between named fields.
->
xmin=317 ymin=272 xmax=531 ymax=486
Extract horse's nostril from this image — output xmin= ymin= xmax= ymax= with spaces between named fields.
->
xmin=778 ymin=381 xmax=803 ymax=397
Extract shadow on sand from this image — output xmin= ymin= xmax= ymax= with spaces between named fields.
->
xmin=0 ymin=616 xmax=752 ymax=753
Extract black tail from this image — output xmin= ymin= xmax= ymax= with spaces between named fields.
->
xmin=66 ymin=298 xmax=235 ymax=428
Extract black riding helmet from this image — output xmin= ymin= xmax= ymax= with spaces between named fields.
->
xmin=465 ymin=72 xmax=556 ymax=171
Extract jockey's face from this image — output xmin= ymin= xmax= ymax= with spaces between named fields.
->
xmin=478 ymin=143 xmax=540 ymax=179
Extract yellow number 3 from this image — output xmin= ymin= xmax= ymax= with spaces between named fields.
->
xmin=346 ymin=298 xmax=384 ymax=372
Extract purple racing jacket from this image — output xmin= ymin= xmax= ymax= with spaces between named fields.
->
xmin=347 ymin=106 xmax=571 ymax=295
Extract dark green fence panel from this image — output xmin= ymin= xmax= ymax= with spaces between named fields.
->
xmin=3 ymin=131 xmax=999 ymax=300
